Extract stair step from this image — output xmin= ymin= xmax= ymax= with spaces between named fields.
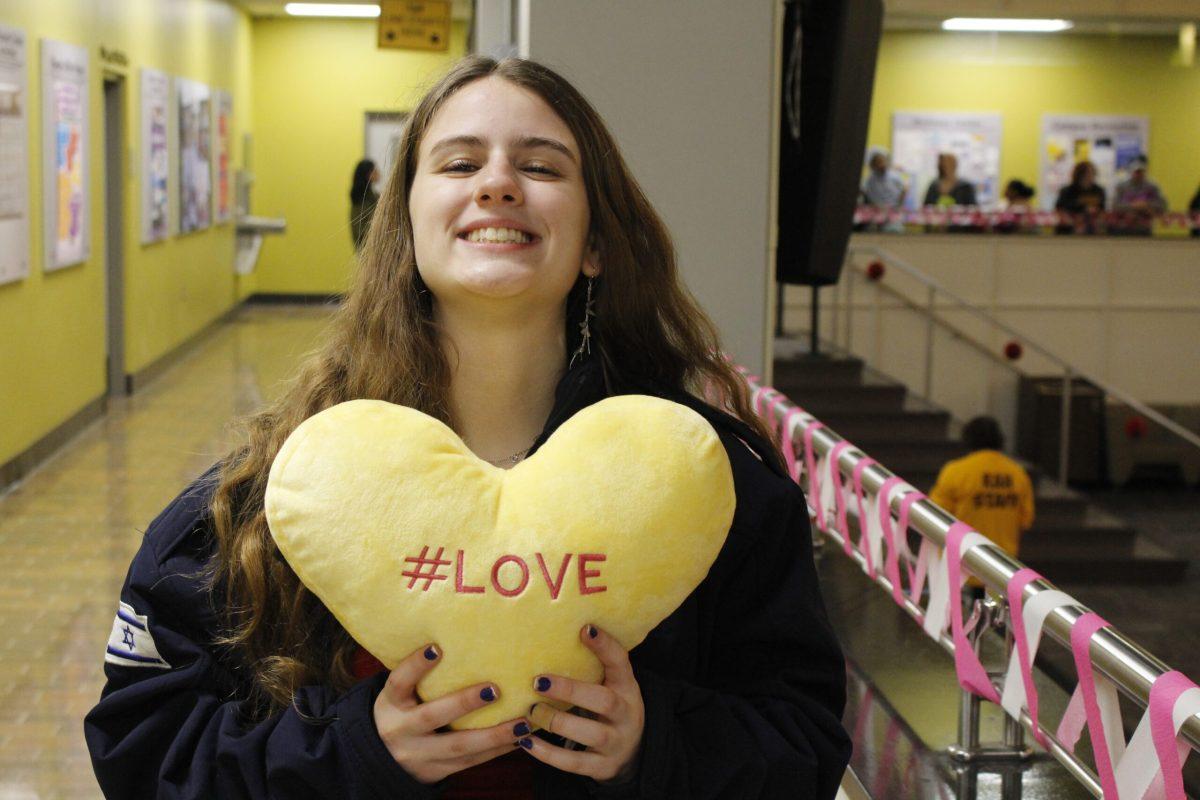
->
xmin=1024 ymin=536 xmax=1189 ymax=584
xmin=855 ymin=440 xmax=968 ymax=473
xmin=772 ymin=354 xmax=865 ymax=386
xmin=1029 ymin=481 xmax=1088 ymax=527
xmin=815 ymin=411 xmax=951 ymax=443
xmin=775 ymin=382 xmax=907 ymax=414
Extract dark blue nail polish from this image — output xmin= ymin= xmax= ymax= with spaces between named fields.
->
xmin=514 ymin=722 xmax=530 ymax=736
xmin=424 ymin=646 xmax=438 ymax=661
xmin=518 ymin=737 xmax=533 ymax=750
xmin=587 ymin=625 xmax=598 ymax=639
xmin=480 ymin=686 xmax=496 ymax=702
xmin=535 ymin=676 xmax=551 ymax=692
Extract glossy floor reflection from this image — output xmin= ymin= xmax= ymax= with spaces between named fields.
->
xmin=0 ymin=304 xmax=331 ymax=799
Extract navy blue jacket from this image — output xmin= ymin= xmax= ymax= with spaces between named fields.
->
xmin=84 ymin=359 xmax=850 ymax=798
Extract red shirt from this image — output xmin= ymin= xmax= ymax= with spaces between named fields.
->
xmin=352 ymin=648 xmax=535 ymax=799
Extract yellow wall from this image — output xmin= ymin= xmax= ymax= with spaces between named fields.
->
xmin=0 ymin=0 xmax=253 ymax=468
xmin=250 ymin=18 xmax=468 ymax=295
xmin=867 ymin=31 xmax=1200 ymax=210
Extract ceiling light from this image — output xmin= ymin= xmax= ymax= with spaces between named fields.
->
xmin=942 ymin=18 xmax=1073 ymax=33
xmin=284 ymin=3 xmax=380 ymax=17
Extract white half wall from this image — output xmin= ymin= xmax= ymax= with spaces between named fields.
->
xmin=520 ymin=1 xmax=778 ymax=375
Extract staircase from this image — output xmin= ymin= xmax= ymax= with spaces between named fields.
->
xmin=773 ymin=344 xmax=1188 ymax=584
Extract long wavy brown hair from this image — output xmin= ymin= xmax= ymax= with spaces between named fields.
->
xmin=209 ymin=55 xmax=780 ymax=717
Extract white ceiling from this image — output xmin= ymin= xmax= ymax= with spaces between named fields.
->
xmin=884 ymin=0 xmax=1199 ymax=33
xmin=230 ymin=0 xmax=474 ymax=21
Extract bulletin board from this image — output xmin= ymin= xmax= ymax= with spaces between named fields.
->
xmin=140 ymin=67 xmax=170 ymax=243
xmin=41 ymin=38 xmax=89 ymax=271
xmin=1040 ymin=115 xmax=1149 ymax=211
xmin=891 ymin=111 xmax=1003 ymax=208
xmin=0 ymin=25 xmax=29 ymax=284
xmin=177 ymin=77 xmax=211 ymax=233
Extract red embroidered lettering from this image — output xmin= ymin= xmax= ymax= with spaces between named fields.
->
xmin=455 ymin=550 xmax=484 ymax=594
xmin=578 ymin=553 xmax=607 ymax=595
xmin=536 ymin=553 xmax=573 ymax=600
xmin=491 ymin=555 xmax=530 ymax=597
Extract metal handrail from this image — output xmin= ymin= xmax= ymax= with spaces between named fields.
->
xmin=843 ymin=243 xmax=1200 ymax=483
xmin=742 ymin=373 xmax=1200 ymax=797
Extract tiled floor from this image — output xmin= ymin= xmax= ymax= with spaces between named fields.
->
xmin=0 ymin=305 xmax=330 ymax=799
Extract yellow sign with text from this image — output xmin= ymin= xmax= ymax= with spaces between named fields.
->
xmin=378 ymin=1 xmax=451 ymax=52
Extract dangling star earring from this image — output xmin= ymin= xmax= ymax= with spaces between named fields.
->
xmin=569 ymin=274 xmax=596 ymax=369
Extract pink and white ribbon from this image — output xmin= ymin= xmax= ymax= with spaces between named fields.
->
xmin=942 ymin=522 xmax=1002 ymax=703
xmin=1000 ymin=569 xmax=1074 ymax=747
xmin=779 ymin=407 xmax=810 ymax=483
xmin=1114 ymin=671 xmax=1200 ymax=800
xmin=850 ymin=457 xmax=880 ymax=576
xmin=826 ymin=441 xmax=854 ymax=553
xmin=802 ymin=421 xmax=828 ymax=530
xmin=1056 ymin=613 xmax=1125 ymax=799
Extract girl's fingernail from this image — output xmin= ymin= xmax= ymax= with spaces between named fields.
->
xmin=514 ymin=721 xmax=530 ymax=736
xmin=518 ymin=737 xmax=534 ymax=750
xmin=424 ymin=646 xmax=438 ymax=661
xmin=480 ymin=686 xmax=497 ymax=702
xmin=587 ymin=625 xmax=598 ymax=639
xmin=535 ymin=676 xmax=551 ymax=692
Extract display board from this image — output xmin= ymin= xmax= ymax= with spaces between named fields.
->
xmin=41 ymin=38 xmax=88 ymax=271
xmin=140 ymin=67 xmax=170 ymax=243
xmin=177 ymin=77 xmax=211 ymax=233
xmin=213 ymin=89 xmax=232 ymax=223
xmin=891 ymin=111 xmax=1002 ymax=208
xmin=1040 ymin=115 xmax=1149 ymax=211
xmin=0 ymin=25 xmax=29 ymax=284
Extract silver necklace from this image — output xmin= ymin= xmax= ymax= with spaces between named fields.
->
xmin=486 ymin=446 xmax=531 ymax=467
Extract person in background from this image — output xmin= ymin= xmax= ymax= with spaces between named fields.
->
xmin=1002 ymin=179 xmax=1035 ymax=211
xmin=929 ymin=416 xmax=1034 ymax=568
xmin=994 ymin=180 xmax=1036 ymax=234
xmin=922 ymin=153 xmax=977 ymax=208
xmin=861 ymin=147 xmax=906 ymax=221
xmin=1112 ymin=155 xmax=1166 ymax=236
xmin=1054 ymin=160 xmax=1106 ymax=235
xmin=350 ymin=158 xmax=381 ymax=251
xmin=1190 ymin=181 xmax=1200 ymax=238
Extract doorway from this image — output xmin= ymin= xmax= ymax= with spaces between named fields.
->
xmin=364 ymin=111 xmax=409 ymax=194
xmin=102 ymin=76 xmax=126 ymax=396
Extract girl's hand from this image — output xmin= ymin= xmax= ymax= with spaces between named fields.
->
xmin=523 ymin=625 xmax=645 ymax=784
xmin=373 ymin=644 xmax=531 ymax=784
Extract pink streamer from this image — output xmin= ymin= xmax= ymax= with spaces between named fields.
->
xmin=896 ymin=492 xmax=927 ymax=604
xmin=1006 ymin=567 xmax=1050 ymax=747
xmin=851 ymin=457 xmax=878 ymax=575
xmin=876 ymin=476 xmax=906 ymax=604
xmin=1065 ymin=612 xmax=1120 ymax=799
xmin=944 ymin=522 xmax=1001 ymax=703
xmin=1149 ymin=671 xmax=1198 ymax=800
xmin=803 ymin=422 xmax=827 ymax=531
xmin=780 ymin=407 xmax=807 ymax=483
xmin=828 ymin=441 xmax=853 ymax=553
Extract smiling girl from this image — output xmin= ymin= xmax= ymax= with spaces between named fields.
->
xmin=85 ymin=57 xmax=850 ymax=799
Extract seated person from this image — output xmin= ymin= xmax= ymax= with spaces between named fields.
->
xmin=1054 ymin=160 xmax=1106 ymax=234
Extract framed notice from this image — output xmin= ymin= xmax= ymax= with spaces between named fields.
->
xmin=140 ymin=67 xmax=170 ymax=243
xmin=213 ymin=89 xmax=232 ymax=223
xmin=891 ymin=111 xmax=1003 ymax=208
xmin=177 ymin=77 xmax=211 ymax=233
xmin=0 ymin=25 xmax=29 ymax=284
xmin=1040 ymin=115 xmax=1149 ymax=211
xmin=41 ymin=38 xmax=89 ymax=271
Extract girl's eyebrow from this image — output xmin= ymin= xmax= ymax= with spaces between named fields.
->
xmin=427 ymin=134 xmax=577 ymax=164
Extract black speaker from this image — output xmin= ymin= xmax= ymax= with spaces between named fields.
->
xmin=776 ymin=0 xmax=883 ymax=286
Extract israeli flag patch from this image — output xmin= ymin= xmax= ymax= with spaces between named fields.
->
xmin=105 ymin=601 xmax=170 ymax=669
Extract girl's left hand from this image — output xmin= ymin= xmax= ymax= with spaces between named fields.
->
xmin=522 ymin=624 xmax=645 ymax=784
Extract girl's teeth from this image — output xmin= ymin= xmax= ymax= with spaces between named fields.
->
xmin=467 ymin=227 xmax=531 ymax=243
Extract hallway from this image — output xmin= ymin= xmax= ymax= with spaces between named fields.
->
xmin=0 ymin=305 xmax=331 ymax=798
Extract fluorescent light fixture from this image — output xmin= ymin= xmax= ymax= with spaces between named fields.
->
xmin=284 ymin=3 xmax=380 ymax=17
xmin=942 ymin=18 xmax=1073 ymax=33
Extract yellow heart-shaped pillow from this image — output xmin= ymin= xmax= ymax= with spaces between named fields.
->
xmin=264 ymin=395 xmax=735 ymax=728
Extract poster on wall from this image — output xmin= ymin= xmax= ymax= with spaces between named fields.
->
xmin=1039 ymin=115 xmax=1149 ymax=211
xmin=0 ymin=25 xmax=29 ymax=285
xmin=177 ymin=77 xmax=211 ymax=233
xmin=41 ymin=39 xmax=89 ymax=271
xmin=213 ymin=89 xmax=232 ymax=223
xmin=891 ymin=112 xmax=1003 ymax=208
xmin=140 ymin=67 xmax=170 ymax=243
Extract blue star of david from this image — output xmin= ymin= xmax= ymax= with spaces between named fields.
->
xmin=121 ymin=625 xmax=136 ymax=650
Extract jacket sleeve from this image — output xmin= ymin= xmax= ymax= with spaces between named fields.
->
xmin=591 ymin=484 xmax=850 ymax=800
xmin=83 ymin=481 xmax=438 ymax=800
